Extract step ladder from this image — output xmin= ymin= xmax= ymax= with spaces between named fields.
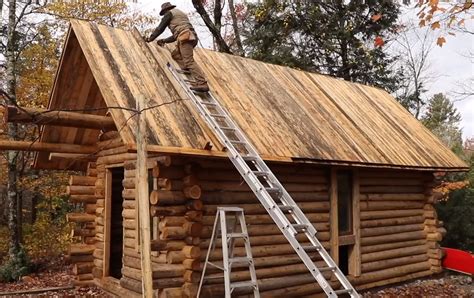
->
xmin=167 ymin=63 xmax=359 ymax=298
xmin=197 ymin=207 xmax=259 ymax=298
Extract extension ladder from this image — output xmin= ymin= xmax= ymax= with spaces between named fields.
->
xmin=197 ymin=207 xmax=259 ymax=297
xmin=167 ymin=63 xmax=359 ymax=298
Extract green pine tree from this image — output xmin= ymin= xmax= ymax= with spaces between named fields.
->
xmin=243 ymin=0 xmax=402 ymax=91
xmin=422 ymin=93 xmax=463 ymax=154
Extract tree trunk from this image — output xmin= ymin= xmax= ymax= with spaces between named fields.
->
xmin=228 ymin=0 xmax=244 ymax=56
xmin=191 ymin=0 xmax=232 ymax=53
xmin=6 ymin=0 xmax=20 ymax=259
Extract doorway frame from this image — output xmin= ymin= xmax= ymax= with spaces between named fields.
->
xmin=103 ymin=166 xmax=125 ymax=278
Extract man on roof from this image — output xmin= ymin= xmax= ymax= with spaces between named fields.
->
xmin=145 ymin=2 xmax=210 ymax=92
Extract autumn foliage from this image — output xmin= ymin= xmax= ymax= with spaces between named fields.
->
xmin=416 ymin=0 xmax=473 ymax=46
xmin=0 ymin=1 xmax=158 ymax=281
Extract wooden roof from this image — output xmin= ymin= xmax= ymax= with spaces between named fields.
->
xmin=35 ymin=20 xmax=467 ymax=171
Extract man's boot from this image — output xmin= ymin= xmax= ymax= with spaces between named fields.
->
xmin=190 ymin=83 xmax=209 ymax=92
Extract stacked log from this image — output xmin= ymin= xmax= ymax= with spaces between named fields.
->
xmin=143 ymin=159 xmax=200 ymax=298
xmin=194 ymin=159 xmax=331 ymax=297
xmin=179 ymin=164 xmax=202 ymax=298
xmin=424 ymin=175 xmax=445 ymax=273
xmin=117 ymin=158 xmax=141 ymax=292
xmin=77 ymin=147 xmax=443 ymax=296
xmin=67 ymin=161 xmax=98 ymax=286
xmin=119 ymin=156 xmax=194 ymax=297
xmin=358 ymin=170 xmax=433 ymax=284
xmin=90 ymin=137 xmax=129 ymax=281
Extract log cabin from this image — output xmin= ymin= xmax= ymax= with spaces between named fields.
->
xmin=1 ymin=20 xmax=468 ymax=297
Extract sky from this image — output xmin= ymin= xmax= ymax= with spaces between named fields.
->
xmin=134 ymin=1 xmax=474 ymax=137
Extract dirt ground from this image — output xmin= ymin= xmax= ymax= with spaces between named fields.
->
xmin=362 ymin=273 xmax=473 ymax=297
xmin=0 ymin=260 xmax=472 ymax=297
xmin=0 ymin=258 xmax=110 ymax=297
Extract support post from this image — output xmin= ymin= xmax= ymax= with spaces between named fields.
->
xmin=330 ymin=168 xmax=339 ymax=265
xmin=136 ymin=94 xmax=153 ymax=297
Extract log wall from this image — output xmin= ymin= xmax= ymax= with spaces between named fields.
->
xmin=66 ymin=161 xmax=98 ymax=287
xmin=186 ymin=159 xmax=331 ymax=297
xmin=72 ymin=150 xmax=444 ymax=297
xmin=355 ymin=169 xmax=439 ymax=291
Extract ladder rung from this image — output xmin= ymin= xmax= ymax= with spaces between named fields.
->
xmin=292 ymin=224 xmax=308 ymax=232
xmin=301 ymin=245 xmax=321 ymax=252
xmin=220 ymin=127 xmax=235 ymax=132
xmin=228 ymin=233 xmax=248 ymax=238
xmin=242 ymin=155 xmax=258 ymax=162
xmin=278 ymin=204 xmax=294 ymax=212
xmin=191 ymin=89 xmax=208 ymax=94
xmin=264 ymin=187 xmax=281 ymax=194
xmin=334 ymin=289 xmax=353 ymax=295
xmin=210 ymin=113 xmax=226 ymax=118
xmin=230 ymin=140 xmax=247 ymax=145
xmin=252 ymin=171 xmax=268 ymax=177
xmin=207 ymin=262 xmax=224 ymax=271
xmin=201 ymin=101 xmax=217 ymax=106
xmin=229 ymin=257 xmax=251 ymax=264
xmin=318 ymin=266 xmax=336 ymax=272
xmin=230 ymin=280 xmax=256 ymax=289
xmin=218 ymin=206 xmax=244 ymax=212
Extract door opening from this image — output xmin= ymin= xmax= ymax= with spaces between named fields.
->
xmin=338 ymin=245 xmax=350 ymax=275
xmin=108 ymin=167 xmax=124 ymax=279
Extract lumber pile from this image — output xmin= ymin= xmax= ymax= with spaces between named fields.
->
xmin=66 ymin=161 xmax=98 ymax=287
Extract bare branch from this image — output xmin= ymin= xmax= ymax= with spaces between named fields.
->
xmin=191 ymin=0 xmax=232 ymax=53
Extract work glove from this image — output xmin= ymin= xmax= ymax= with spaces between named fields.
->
xmin=156 ymin=39 xmax=166 ymax=47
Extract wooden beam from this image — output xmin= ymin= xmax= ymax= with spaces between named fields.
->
xmin=136 ymin=95 xmax=153 ymax=297
xmin=49 ymin=153 xmax=95 ymax=161
xmin=126 ymin=144 xmax=468 ymax=172
xmin=330 ymin=168 xmax=339 ymax=265
xmin=104 ymin=169 xmax=112 ymax=277
xmin=0 ymin=140 xmax=97 ymax=154
xmin=4 ymin=105 xmax=116 ymax=131
xmin=126 ymin=143 xmax=293 ymax=162
xmin=349 ymin=170 xmax=361 ymax=277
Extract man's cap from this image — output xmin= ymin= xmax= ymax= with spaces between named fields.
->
xmin=160 ymin=2 xmax=176 ymax=16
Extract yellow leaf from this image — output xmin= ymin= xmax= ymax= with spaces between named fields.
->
xmin=419 ymin=19 xmax=426 ymax=27
xmin=431 ymin=21 xmax=441 ymax=30
xmin=436 ymin=36 xmax=446 ymax=47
